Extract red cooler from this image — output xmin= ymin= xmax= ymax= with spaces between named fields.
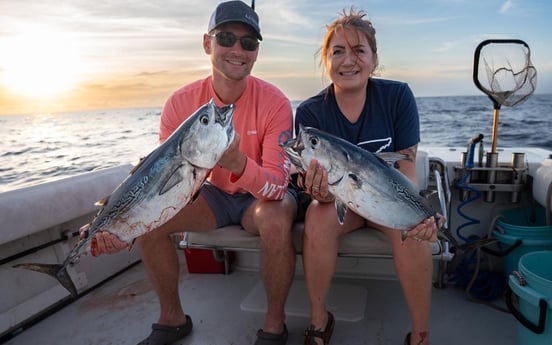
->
xmin=184 ymin=248 xmax=232 ymax=274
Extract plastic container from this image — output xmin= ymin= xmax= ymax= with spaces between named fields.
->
xmin=492 ymin=207 xmax=552 ymax=276
xmin=496 ymin=207 xmax=552 ymax=237
xmin=492 ymin=232 xmax=552 ymax=277
xmin=184 ymin=248 xmax=229 ymax=274
xmin=507 ymin=251 xmax=552 ymax=345
xmin=533 ymin=159 xmax=552 ymax=209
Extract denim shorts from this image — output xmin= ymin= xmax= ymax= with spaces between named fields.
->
xmin=200 ymin=182 xmax=301 ymax=228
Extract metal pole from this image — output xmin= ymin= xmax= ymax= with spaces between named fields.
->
xmin=490 ymin=107 xmax=500 ymax=153
xmin=511 ymin=152 xmax=525 ymax=203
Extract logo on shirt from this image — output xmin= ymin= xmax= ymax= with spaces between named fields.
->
xmin=358 ymin=137 xmax=392 ymax=153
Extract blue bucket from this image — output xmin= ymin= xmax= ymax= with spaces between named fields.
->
xmin=496 ymin=207 xmax=552 ymax=237
xmin=493 ymin=232 xmax=552 ymax=277
xmin=492 ymin=207 xmax=552 ymax=276
xmin=507 ymin=251 xmax=552 ymax=345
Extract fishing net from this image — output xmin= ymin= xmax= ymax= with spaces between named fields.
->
xmin=473 ymin=39 xmax=537 ymax=152
xmin=473 ymin=39 xmax=537 ymax=108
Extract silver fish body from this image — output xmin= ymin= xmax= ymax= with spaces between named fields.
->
xmin=14 ymin=99 xmax=235 ymax=296
xmin=281 ymin=125 xmax=434 ymax=231
xmin=85 ymin=98 xmax=235 ymax=245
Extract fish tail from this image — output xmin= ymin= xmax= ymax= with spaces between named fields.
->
xmin=13 ymin=263 xmax=78 ymax=298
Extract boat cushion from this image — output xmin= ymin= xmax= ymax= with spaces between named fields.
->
xmin=181 ymin=223 xmax=443 ymax=256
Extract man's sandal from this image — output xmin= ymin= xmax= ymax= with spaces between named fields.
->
xmin=137 ymin=315 xmax=193 ymax=345
xmin=254 ymin=324 xmax=288 ymax=345
xmin=304 ymin=311 xmax=335 ymax=345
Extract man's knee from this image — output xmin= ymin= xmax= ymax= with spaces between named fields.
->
xmin=258 ymin=213 xmax=294 ymax=238
xmin=257 ymin=195 xmax=296 ymax=224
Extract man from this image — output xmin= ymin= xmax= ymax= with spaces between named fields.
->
xmin=90 ymin=2 xmax=296 ymax=344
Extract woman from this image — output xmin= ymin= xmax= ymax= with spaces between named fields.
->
xmin=295 ymin=8 xmax=441 ymax=345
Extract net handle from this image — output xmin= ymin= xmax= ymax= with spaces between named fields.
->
xmin=472 ymin=38 xmax=530 ymax=110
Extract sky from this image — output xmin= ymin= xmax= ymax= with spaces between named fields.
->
xmin=0 ymin=0 xmax=550 ymax=115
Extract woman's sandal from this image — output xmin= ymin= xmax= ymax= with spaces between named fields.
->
xmin=304 ymin=311 xmax=335 ymax=345
xmin=404 ymin=332 xmax=426 ymax=345
xmin=404 ymin=332 xmax=412 ymax=345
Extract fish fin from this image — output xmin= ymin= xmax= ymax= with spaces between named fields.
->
xmin=94 ymin=196 xmax=110 ymax=206
xmin=13 ymin=263 xmax=78 ymax=298
xmin=335 ymin=200 xmax=347 ymax=224
xmin=348 ymin=173 xmax=362 ymax=188
xmin=190 ymin=189 xmax=201 ymax=203
xmin=129 ymin=159 xmax=142 ymax=175
xmin=400 ymin=230 xmax=408 ymax=243
xmin=419 ymin=190 xmax=436 ymax=198
xmin=159 ymin=164 xmax=184 ymax=195
xmin=128 ymin=238 xmax=136 ymax=251
xmin=130 ymin=152 xmax=154 ymax=175
xmin=376 ymin=152 xmax=408 ymax=167
xmin=434 ymin=170 xmax=449 ymax=230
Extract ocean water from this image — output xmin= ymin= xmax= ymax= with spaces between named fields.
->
xmin=1 ymin=94 xmax=551 ymax=193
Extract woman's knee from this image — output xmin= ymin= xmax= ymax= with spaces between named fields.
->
xmin=303 ymin=202 xmax=350 ymax=237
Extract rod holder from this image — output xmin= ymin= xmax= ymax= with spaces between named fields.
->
xmin=510 ymin=152 xmax=525 ymax=203
xmin=485 ymin=152 xmax=499 ymax=202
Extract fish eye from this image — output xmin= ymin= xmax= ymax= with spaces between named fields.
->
xmin=308 ymin=136 xmax=319 ymax=147
xmin=199 ymin=114 xmax=209 ymax=125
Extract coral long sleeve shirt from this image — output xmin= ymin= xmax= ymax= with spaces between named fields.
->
xmin=159 ymin=75 xmax=293 ymax=201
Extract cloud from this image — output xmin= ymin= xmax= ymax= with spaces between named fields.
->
xmin=432 ymin=41 xmax=457 ymax=53
xmin=378 ymin=15 xmax=457 ymax=26
xmin=500 ymin=0 xmax=515 ymax=14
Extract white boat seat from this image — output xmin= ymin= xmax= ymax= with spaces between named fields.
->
xmin=180 ymin=223 xmax=444 ymax=257
xmin=179 ymin=151 xmax=448 ymax=273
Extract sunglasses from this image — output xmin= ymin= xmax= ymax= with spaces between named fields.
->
xmin=209 ymin=32 xmax=259 ymax=51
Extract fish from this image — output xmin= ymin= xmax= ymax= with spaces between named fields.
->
xmin=13 ymin=98 xmax=235 ymax=297
xmin=281 ymin=125 xmax=439 ymax=238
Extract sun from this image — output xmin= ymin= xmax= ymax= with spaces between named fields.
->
xmin=1 ymin=27 xmax=85 ymax=99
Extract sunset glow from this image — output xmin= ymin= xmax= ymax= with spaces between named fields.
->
xmin=1 ymin=27 xmax=85 ymax=100
xmin=0 ymin=0 xmax=551 ymax=115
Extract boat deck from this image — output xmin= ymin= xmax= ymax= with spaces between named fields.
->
xmin=4 ymin=256 xmax=517 ymax=345
xmin=5 ymin=146 xmax=550 ymax=345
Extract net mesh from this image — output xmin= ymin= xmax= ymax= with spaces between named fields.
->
xmin=475 ymin=41 xmax=537 ymax=107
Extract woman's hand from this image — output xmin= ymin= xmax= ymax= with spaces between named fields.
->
xmin=297 ymin=159 xmax=335 ymax=203
xmin=405 ymin=213 xmax=446 ymax=243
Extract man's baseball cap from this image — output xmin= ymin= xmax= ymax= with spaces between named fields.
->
xmin=208 ymin=1 xmax=262 ymax=40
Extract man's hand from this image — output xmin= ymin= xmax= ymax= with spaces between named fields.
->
xmin=216 ymin=134 xmax=247 ymax=177
xmin=79 ymin=224 xmax=128 ymax=256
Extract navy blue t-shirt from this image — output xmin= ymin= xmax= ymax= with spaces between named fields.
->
xmin=295 ymin=78 xmax=420 ymax=153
